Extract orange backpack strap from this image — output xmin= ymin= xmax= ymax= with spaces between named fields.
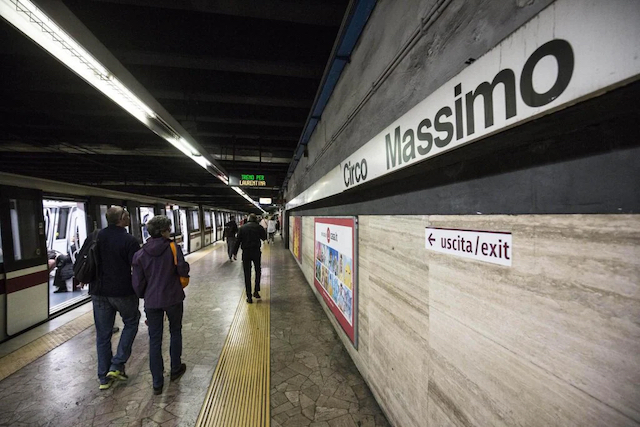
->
xmin=169 ymin=241 xmax=178 ymax=266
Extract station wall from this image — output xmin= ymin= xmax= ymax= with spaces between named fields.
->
xmin=291 ymin=214 xmax=640 ymax=426
xmin=284 ymin=0 xmax=640 ymax=425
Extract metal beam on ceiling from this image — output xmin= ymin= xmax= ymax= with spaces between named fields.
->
xmin=114 ymin=50 xmax=321 ymax=79
xmin=153 ymin=91 xmax=311 ymax=109
xmin=88 ymin=0 xmax=345 ymax=26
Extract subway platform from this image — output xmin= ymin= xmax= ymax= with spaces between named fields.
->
xmin=0 ymin=240 xmax=389 ymax=427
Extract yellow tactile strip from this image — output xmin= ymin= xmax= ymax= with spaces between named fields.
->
xmin=0 ymin=311 xmax=95 ymax=381
xmin=195 ymin=283 xmax=270 ymax=426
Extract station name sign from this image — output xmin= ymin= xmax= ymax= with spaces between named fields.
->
xmin=229 ymin=173 xmax=267 ymax=187
xmin=287 ymin=0 xmax=640 ymax=209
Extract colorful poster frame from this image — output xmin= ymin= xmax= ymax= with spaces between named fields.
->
xmin=314 ymin=217 xmax=358 ymax=348
xmin=292 ymin=216 xmax=302 ymax=263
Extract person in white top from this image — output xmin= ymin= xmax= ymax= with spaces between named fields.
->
xmin=267 ymin=217 xmax=277 ymax=243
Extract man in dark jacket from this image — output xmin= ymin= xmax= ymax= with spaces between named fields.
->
xmin=233 ymin=213 xmax=267 ymax=303
xmin=93 ymin=206 xmax=141 ymax=390
xmin=132 ymin=215 xmax=189 ymax=395
xmin=223 ymin=216 xmax=238 ymax=262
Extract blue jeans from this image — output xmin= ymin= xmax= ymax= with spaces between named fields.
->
xmin=92 ymin=294 xmax=140 ymax=383
xmin=145 ymin=302 xmax=184 ymax=388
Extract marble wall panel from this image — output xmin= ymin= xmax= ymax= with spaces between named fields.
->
xmin=289 ymin=213 xmax=639 ymax=426
xmin=427 ymin=214 xmax=640 ymax=426
xmin=360 ymin=216 xmax=431 ymax=427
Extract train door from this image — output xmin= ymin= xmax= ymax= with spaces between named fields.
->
xmin=203 ymin=209 xmax=212 ymax=246
xmin=216 ymin=211 xmax=223 ymax=242
xmin=178 ymin=209 xmax=189 ymax=254
xmin=188 ymin=209 xmax=202 ymax=252
xmin=0 ymin=187 xmax=48 ymax=337
xmin=43 ymin=199 xmax=89 ymax=313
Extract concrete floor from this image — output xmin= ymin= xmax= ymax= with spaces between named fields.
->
xmin=0 ymin=240 xmax=388 ymax=427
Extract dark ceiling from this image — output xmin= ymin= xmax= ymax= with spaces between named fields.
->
xmin=0 ymin=0 xmax=349 ymax=212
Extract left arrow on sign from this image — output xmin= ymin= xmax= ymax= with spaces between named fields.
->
xmin=428 ymin=233 xmax=435 ymax=246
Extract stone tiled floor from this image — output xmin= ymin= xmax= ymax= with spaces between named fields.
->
xmin=269 ymin=240 xmax=390 ymax=427
xmin=0 ymin=239 xmax=389 ymax=427
xmin=0 ymin=242 xmax=244 ymax=427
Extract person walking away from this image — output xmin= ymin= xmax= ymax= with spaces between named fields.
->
xmin=132 ymin=216 xmax=189 ymax=395
xmin=223 ymin=216 xmax=238 ymax=261
xmin=275 ymin=215 xmax=281 ymax=238
xmin=259 ymin=216 xmax=268 ymax=232
xmin=92 ymin=206 xmax=141 ymax=390
xmin=233 ymin=213 xmax=267 ymax=303
xmin=267 ymin=216 xmax=277 ymax=244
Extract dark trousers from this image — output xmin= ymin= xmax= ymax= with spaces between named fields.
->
xmin=242 ymin=248 xmax=261 ymax=297
xmin=226 ymin=237 xmax=236 ymax=259
xmin=145 ymin=302 xmax=184 ymax=388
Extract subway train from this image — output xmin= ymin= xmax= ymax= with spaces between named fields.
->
xmin=0 ymin=172 xmax=244 ymax=342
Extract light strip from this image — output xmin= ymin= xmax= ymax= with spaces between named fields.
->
xmin=0 ymin=0 xmax=228 ymax=182
xmin=232 ymin=186 xmax=266 ymax=213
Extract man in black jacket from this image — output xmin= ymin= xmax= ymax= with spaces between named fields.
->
xmin=233 ymin=213 xmax=267 ymax=303
xmin=92 ymin=206 xmax=141 ymax=390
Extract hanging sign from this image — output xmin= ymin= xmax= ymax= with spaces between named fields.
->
xmin=425 ymin=227 xmax=512 ymax=266
xmin=229 ymin=173 xmax=268 ymax=187
xmin=314 ymin=217 xmax=358 ymax=347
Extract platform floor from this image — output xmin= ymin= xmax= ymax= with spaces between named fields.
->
xmin=0 ymin=239 xmax=389 ymax=427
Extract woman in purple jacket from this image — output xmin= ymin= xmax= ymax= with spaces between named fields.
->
xmin=132 ymin=215 xmax=190 ymax=395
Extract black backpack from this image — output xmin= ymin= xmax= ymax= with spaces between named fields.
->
xmin=73 ymin=231 xmax=100 ymax=285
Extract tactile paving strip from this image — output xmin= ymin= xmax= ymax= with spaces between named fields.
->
xmin=196 ymin=259 xmax=271 ymax=426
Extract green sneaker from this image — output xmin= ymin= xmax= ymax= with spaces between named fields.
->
xmin=107 ymin=369 xmax=128 ymax=381
xmin=99 ymin=378 xmax=114 ymax=390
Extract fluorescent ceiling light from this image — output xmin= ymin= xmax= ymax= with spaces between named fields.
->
xmin=0 ymin=0 xmax=227 ymax=182
xmin=231 ymin=186 xmax=266 ymax=213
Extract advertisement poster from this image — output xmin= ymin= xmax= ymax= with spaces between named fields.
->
xmin=314 ymin=217 xmax=357 ymax=347
xmin=292 ymin=216 xmax=302 ymax=263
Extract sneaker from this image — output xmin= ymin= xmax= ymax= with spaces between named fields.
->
xmin=153 ymin=385 xmax=163 ymax=395
xmin=107 ymin=369 xmax=128 ymax=381
xmin=99 ymin=378 xmax=114 ymax=390
xmin=246 ymin=296 xmax=253 ymax=304
xmin=253 ymin=291 xmax=261 ymax=299
xmin=170 ymin=363 xmax=187 ymax=381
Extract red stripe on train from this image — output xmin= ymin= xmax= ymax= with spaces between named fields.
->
xmin=6 ymin=269 xmax=49 ymax=294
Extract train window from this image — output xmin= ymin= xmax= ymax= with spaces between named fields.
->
xmin=140 ymin=207 xmax=155 ymax=243
xmin=99 ymin=205 xmax=109 ymax=229
xmin=168 ymin=211 xmax=176 ymax=234
xmin=0 ymin=225 xmax=3 ymax=264
xmin=190 ymin=210 xmax=200 ymax=231
xmin=9 ymin=199 xmax=40 ymax=261
xmin=204 ymin=211 xmax=212 ymax=228
xmin=57 ymin=207 xmax=69 ymax=239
